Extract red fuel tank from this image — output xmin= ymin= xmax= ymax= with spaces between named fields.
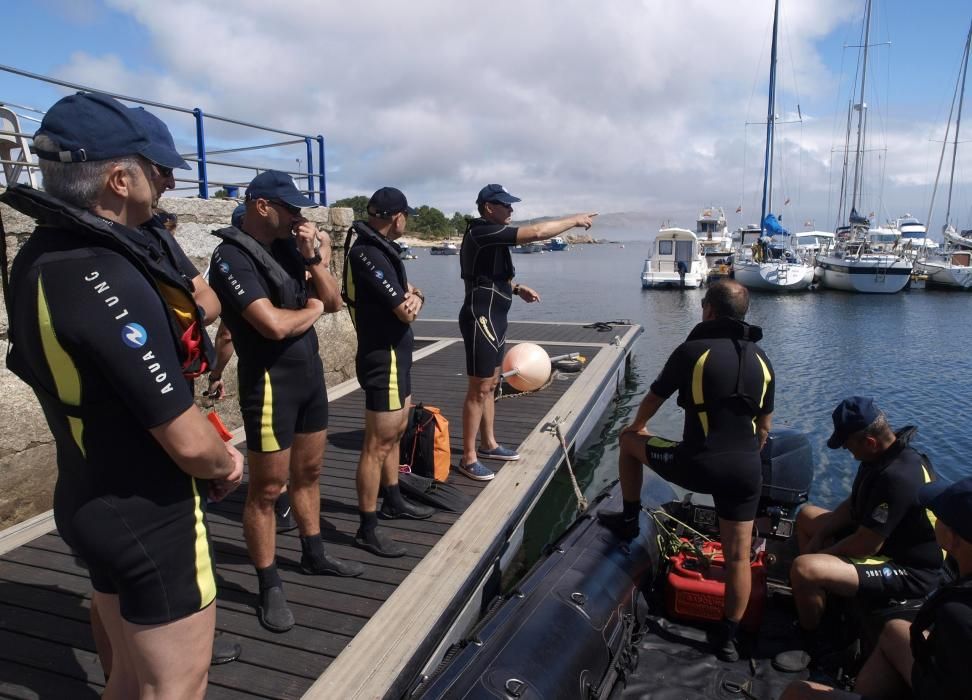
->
xmin=665 ymin=539 xmax=767 ymax=631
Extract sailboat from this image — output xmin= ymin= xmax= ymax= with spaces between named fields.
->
xmin=915 ymin=21 xmax=972 ymax=290
xmin=731 ymin=0 xmax=815 ymax=292
xmin=816 ymin=0 xmax=913 ymax=293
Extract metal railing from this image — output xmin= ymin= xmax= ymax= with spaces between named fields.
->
xmin=0 ymin=64 xmax=327 ymax=202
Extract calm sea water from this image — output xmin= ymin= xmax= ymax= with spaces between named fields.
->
xmin=405 ymin=235 xmax=972 ymax=558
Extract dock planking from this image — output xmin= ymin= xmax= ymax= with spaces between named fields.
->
xmin=0 ymin=320 xmax=639 ymax=699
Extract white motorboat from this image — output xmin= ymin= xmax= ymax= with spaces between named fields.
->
xmin=511 ymin=242 xmax=544 ymax=254
xmin=430 ymin=242 xmax=459 ymax=255
xmin=641 ymin=227 xmax=707 ymax=289
xmin=894 ymin=215 xmax=938 ymax=257
xmin=818 ymin=0 xmax=912 ymax=294
xmin=696 ymin=207 xmax=733 ymax=279
xmin=730 ymin=0 xmax=814 ymax=293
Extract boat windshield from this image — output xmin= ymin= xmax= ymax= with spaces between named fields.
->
xmin=658 ymin=240 xmax=673 ymax=255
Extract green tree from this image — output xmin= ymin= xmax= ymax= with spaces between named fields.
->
xmin=332 ymin=195 xmax=369 ymax=221
xmin=450 ymin=212 xmax=469 ymax=235
xmin=410 ymin=205 xmax=452 ymax=239
xmin=213 ymin=188 xmax=229 ymax=199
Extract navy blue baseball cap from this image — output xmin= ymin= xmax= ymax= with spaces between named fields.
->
xmin=245 ymin=170 xmax=316 ymax=209
xmin=368 ymin=187 xmax=416 ymax=217
xmin=827 ymin=396 xmax=880 ymax=449
xmin=476 ymin=184 xmax=521 ymax=205
xmin=33 ymin=92 xmax=189 ymax=170
xmin=231 ymin=203 xmax=246 ymax=229
xmin=918 ymin=477 xmax=972 ymax=543
xmin=128 ymin=107 xmax=191 ymax=170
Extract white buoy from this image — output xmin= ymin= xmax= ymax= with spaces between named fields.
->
xmin=502 ymin=343 xmax=552 ymax=392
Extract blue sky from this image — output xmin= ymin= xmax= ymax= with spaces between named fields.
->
xmin=2 ymin=0 xmax=970 ymax=231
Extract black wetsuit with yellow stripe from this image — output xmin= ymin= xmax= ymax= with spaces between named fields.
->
xmin=343 ymin=222 xmax=413 ymax=412
xmin=646 ymin=317 xmax=775 ymax=521
xmin=844 ymin=427 xmax=943 ymax=601
xmin=4 ymin=188 xmax=217 ymax=625
xmin=209 ymin=230 xmax=328 ymax=452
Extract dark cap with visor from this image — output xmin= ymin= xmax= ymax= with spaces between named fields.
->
xmin=33 ymin=92 xmax=189 ymax=170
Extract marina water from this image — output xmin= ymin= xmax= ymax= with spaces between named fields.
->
xmin=405 ymin=233 xmax=972 ymax=565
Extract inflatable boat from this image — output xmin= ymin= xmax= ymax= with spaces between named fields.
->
xmin=407 ymin=429 xmax=923 ymax=699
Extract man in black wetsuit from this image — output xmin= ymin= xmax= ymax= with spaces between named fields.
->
xmin=209 ymin=170 xmax=363 ymax=634
xmin=789 ymin=398 xmax=943 ymax=643
xmin=3 ymin=92 xmax=243 ymax=698
xmin=343 ymin=187 xmax=434 ymax=558
xmin=458 ymin=184 xmax=596 ymax=480
xmin=598 ymin=280 xmax=775 ymax=661
xmin=781 ymin=476 xmax=972 ymax=700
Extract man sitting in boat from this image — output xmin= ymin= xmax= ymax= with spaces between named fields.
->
xmin=781 ymin=476 xmax=972 ymax=699
xmin=598 ymin=279 xmax=774 ymax=662
xmin=788 ymin=397 xmax=943 ymax=656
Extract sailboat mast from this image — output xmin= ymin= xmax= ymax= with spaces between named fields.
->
xmin=850 ymin=0 xmax=873 ymax=217
xmin=760 ymin=0 xmax=781 ymax=232
xmin=944 ymin=21 xmax=972 ymax=229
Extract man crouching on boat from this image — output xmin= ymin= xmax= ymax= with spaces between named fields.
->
xmin=788 ymin=397 xmax=944 ymax=655
xmin=598 ymin=279 xmax=775 ymax=662
xmin=781 ymin=476 xmax=972 ymax=699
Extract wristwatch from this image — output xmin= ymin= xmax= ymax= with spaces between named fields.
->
xmin=303 ymin=253 xmax=323 ymax=266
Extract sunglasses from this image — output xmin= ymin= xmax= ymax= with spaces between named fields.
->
xmin=489 ymin=201 xmax=513 ymax=210
xmin=152 ymin=163 xmax=173 ymax=179
xmin=269 ymin=199 xmax=301 ymax=216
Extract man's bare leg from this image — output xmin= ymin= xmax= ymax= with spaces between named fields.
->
xmin=123 ymin=602 xmax=215 ymax=700
xmin=94 ymin=592 xmax=138 ymax=699
xmin=790 ymin=553 xmax=860 ymax=631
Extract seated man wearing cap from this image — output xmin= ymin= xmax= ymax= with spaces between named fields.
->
xmin=343 ymin=187 xmax=434 ymax=558
xmin=781 ymin=476 xmax=972 ymax=699
xmin=209 ymin=170 xmax=362 ymax=634
xmin=2 ymin=93 xmax=243 ymax=698
xmin=458 ymin=184 xmax=596 ymax=481
xmin=789 ymin=397 xmax=943 ymax=645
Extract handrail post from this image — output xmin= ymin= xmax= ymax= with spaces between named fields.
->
xmin=304 ymin=137 xmax=315 ymax=201
xmin=317 ymin=135 xmax=326 ymax=205
xmin=193 ymin=108 xmax=208 ymax=199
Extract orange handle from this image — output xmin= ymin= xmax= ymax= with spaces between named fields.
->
xmin=206 ymin=411 xmax=233 ymax=442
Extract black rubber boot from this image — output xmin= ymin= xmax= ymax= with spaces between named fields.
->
xmin=597 ymin=510 xmax=640 ymax=539
xmin=354 ymin=526 xmax=407 ymax=558
xmin=380 ymin=497 xmax=435 ymax=520
xmin=299 ymin=552 xmax=365 ymax=577
xmin=258 ymin=586 xmax=294 ymax=633
xmin=211 ymin=634 xmax=242 ymax=665
xmin=706 ymin=620 xmax=740 ymax=663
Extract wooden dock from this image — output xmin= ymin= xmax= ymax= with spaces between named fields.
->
xmin=0 ymin=319 xmax=641 ymax=699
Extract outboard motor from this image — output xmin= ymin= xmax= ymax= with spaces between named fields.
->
xmin=757 ymin=428 xmax=813 ymax=581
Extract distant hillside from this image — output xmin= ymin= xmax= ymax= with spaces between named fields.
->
xmin=516 ymin=211 xmax=651 ymax=229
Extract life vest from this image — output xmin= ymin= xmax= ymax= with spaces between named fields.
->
xmin=341 ymin=220 xmax=407 ymax=319
xmin=1 ymin=185 xmax=213 ymax=381
xmin=211 ymin=226 xmax=306 ymax=311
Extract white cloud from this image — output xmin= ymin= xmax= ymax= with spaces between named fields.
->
xmin=39 ymin=0 xmax=970 ymax=230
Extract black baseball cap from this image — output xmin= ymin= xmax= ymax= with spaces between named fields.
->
xmin=476 ymin=184 xmax=521 ymax=205
xmin=33 ymin=92 xmax=188 ymax=170
xmin=368 ymin=187 xmax=416 ymax=217
xmin=245 ymin=170 xmax=316 ymax=209
xmin=918 ymin=477 xmax=972 ymax=543
xmin=827 ymin=396 xmax=880 ymax=449
xmin=231 ymin=203 xmax=246 ymax=229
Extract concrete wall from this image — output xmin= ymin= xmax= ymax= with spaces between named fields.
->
xmin=0 ymin=191 xmax=358 ymax=529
